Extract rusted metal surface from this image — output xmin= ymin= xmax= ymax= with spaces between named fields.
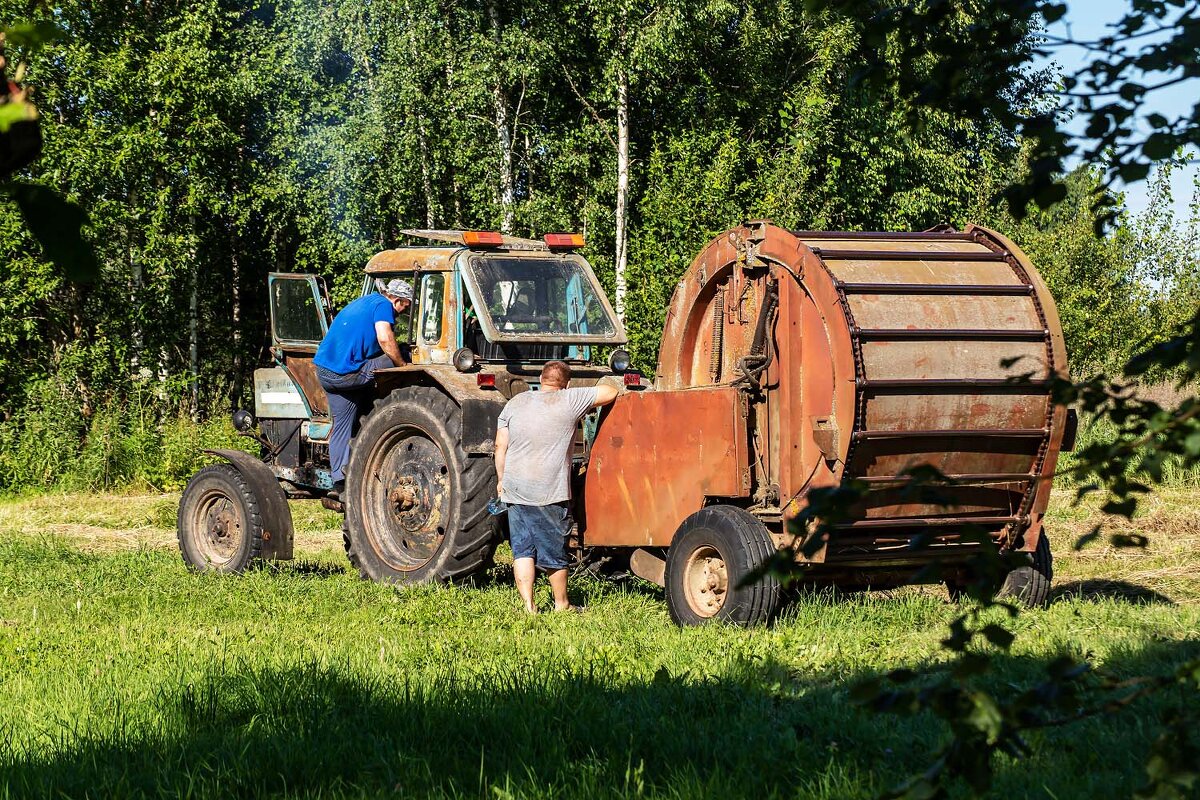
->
xmin=582 ymin=221 xmax=1068 ymax=574
xmin=582 ymin=386 xmax=748 ymax=547
xmin=281 ymin=356 xmax=329 ymax=417
xmin=365 ymin=247 xmax=459 ymax=274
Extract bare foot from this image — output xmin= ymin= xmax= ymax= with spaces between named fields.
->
xmin=553 ymin=604 xmax=582 ymax=613
xmin=524 ymin=605 xmax=538 ymax=615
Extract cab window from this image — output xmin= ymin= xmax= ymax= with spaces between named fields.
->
xmin=419 ymin=274 xmax=446 ymax=343
xmin=270 ymin=274 xmax=327 ymax=345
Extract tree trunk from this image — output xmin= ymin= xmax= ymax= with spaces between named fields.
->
xmin=188 ymin=214 xmax=200 ymax=421
xmin=614 ymin=67 xmax=630 ymax=325
xmin=128 ymin=187 xmax=143 ymax=376
xmin=418 ymin=118 xmax=436 ymax=228
xmin=488 ymin=0 xmax=514 ymax=233
xmin=230 ymin=225 xmax=243 ymax=410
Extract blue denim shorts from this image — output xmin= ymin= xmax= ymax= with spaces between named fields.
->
xmin=508 ymin=502 xmax=572 ymax=570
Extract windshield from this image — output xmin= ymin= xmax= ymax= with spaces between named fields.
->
xmin=462 ymin=253 xmax=624 ymax=343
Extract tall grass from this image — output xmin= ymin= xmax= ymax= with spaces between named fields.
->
xmin=0 ymin=378 xmax=253 ymax=495
xmin=1056 ymin=381 xmax=1200 ymax=489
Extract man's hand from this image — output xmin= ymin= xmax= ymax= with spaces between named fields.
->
xmin=375 ymin=320 xmax=407 ymax=366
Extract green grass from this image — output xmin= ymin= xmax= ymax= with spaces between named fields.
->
xmin=0 ymin=491 xmax=1198 ymax=799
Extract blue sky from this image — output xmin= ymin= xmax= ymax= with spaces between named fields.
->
xmin=1041 ymin=0 xmax=1198 ymax=223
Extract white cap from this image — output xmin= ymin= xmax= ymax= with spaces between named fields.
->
xmin=375 ymin=278 xmax=414 ymax=301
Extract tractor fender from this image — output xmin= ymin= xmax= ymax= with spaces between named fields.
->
xmin=375 ymin=368 xmax=505 ymax=454
xmin=203 ymin=449 xmax=295 ymax=560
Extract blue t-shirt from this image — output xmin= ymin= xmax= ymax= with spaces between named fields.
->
xmin=314 ymin=293 xmax=396 ymax=374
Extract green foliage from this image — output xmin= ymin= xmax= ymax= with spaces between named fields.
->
xmin=807 ymin=0 xmax=1200 ymax=228
xmin=0 ymin=377 xmax=255 ymax=494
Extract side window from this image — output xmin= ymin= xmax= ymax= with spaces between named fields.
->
xmin=270 ymin=274 xmax=327 ymax=345
xmin=419 ymin=274 xmax=446 ymax=343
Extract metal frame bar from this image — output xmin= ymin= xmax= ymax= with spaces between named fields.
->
xmin=854 ymin=327 xmax=1048 ymax=341
xmin=851 ymin=428 xmax=1047 ymax=441
xmin=856 ymin=377 xmax=1054 ymax=391
xmin=791 ymin=230 xmax=977 ymax=241
xmin=837 ymin=282 xmax=1033 ymax=295
xmin=831 ymin=515 xmax=1025 ymax=530
xmin=814 ymin=249 xmax=1008 ymax=262
xmin=857 ymin=472 xmax=1035 ymax=485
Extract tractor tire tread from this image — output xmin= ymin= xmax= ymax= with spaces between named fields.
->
xmin=342 ymin=385 xmax=497 ymax=583
xmin=998 ymin=532 xmax=1053 ymax=608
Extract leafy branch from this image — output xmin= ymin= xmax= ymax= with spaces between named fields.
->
xmin=0 ymin=24 xmax=97 ymax=283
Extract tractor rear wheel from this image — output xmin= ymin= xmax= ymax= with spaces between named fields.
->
xmin=342 ymin=386 xmax=498 ymax=584
xmin=177 ymin=464 xmax=264 ymax=573
xmin=664 ymin=505 xmax=781 ymax=626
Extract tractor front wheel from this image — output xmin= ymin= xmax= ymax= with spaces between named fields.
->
xmin=177 ymin=464 xmax=264 ymax=572
xmin=342 ymin=387 xmax=498 ymax=584
xmin=664 ymin=505 xmax=782 ymax=626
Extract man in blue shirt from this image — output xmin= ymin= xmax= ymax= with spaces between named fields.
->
xmin=315 ymin=278 xmax=413 ymax=498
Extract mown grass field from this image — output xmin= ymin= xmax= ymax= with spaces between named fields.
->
xmin=1 ymin=490 xmax=1197 ymax=799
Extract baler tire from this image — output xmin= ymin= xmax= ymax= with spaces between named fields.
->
xmin=342 ymin=386 xmax=498 ymax=584
xmin=664 ymin=505 xmax=781 ymax=626
xmin=177 ymin=464 xmax=264 ymax=573
xmin=997 ymin=532 xmax=1053 ymax=608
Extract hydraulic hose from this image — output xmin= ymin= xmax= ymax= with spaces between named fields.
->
xmin=736 ymin=278 xmax=778 ymax=392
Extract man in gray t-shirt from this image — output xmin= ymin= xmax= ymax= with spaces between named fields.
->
xmin=495 ymin=361 xmax=618 ymax=613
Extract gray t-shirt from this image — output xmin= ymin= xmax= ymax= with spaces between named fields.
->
xmin=496 ymin=387 xmax=599 ymax=506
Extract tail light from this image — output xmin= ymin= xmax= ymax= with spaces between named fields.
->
xmin=623 ymin=372 xmax=643 ymax=387
xmin=477 ymin=374 xmax=496 ymax=388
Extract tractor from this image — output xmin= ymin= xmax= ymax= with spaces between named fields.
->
xmin=177 ymin=230 xmax=631 ymax=584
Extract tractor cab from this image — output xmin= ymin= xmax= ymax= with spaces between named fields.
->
xmin=360 ymin=230 xmax=623 ymax=370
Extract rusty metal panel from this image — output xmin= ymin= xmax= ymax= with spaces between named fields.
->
xmin=822 ymin=259 xmax=1020 ymax=284
xmin=282 ymin=357 xmax=329 ymax=417
xmin=863 ymin=392 xmax=1047 ymax=431
xmin=581 ymin=387 xmax=746 ymax=547
xmin=799 ymin=238 xmax=993 ymax=255
xmin=365 ymin=247 xmax=459 ymax=274
xmin=845 ymin=294 xmax=1042 ymax=331
xmin=860 ymin=340 xmax=1050 ymax=381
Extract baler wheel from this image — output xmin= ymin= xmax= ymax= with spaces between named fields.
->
xmin=997 ymin=532 xmax=1053 ymax=608
xmin=946 ymin=533 xmax=1054 ymax=607
xmin=177 ymin=464 xmax=264 ymax=573
xmin=664 ymin=505 xmax=781 ymax=626
xmin=342 ymin=387 xmax=499 ymax=584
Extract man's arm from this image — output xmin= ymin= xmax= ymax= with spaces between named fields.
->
xmin=375 ymin=320 xmax=407 ymax=365
xmin=494 ymin=426 xmax=509 ymax=496
xmin=592 ymin=383 xmax=619 ymax=407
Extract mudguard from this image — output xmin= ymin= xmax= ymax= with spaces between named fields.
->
xmin=203 ymin=449 xmax=295 ymax=560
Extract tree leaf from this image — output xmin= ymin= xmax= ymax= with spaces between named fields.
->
xmin=2 ymin=21 xmax=63 ymax=50
xmin=2 ymin=181 xmax=98 ymax=283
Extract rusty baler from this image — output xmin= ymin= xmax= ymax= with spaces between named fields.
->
xmin=579 ymin=221 xmax=1075 ymax=625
